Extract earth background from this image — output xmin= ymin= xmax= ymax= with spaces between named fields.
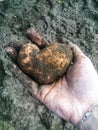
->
xmin=0 ymin=0 xmax=98 ymax=130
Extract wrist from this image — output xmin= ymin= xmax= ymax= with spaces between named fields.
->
xmin=76 ymin=105 xmax=98 ymax=130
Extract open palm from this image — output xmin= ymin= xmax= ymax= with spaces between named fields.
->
xmin=6 ymin=29 xmax=98 ymax=126
xmin=33 ymin=42 xmax=98 ymax=125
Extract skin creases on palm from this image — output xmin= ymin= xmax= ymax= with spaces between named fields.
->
xmin=6 ymin=29 xmax=98 ymax=125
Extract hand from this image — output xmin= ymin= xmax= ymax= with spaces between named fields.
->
xmin=6 ymin=29 xmax=98 ymax=126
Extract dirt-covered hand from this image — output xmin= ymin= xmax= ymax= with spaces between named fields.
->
xmin=34 ymin=41 xmax=98 ymax=125
xmin=6 ymin=29 xmax=98 ymax=126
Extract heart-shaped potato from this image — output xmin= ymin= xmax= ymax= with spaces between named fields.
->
xmin=17 ymin=42 xmax=73 ymax=84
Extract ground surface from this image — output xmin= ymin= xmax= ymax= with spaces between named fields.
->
xmin=0 ymin=0 xmax=98 ymax=130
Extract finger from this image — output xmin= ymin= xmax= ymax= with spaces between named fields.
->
xmin=8 ymin=63 xmax=39 ymax=95
xmin=6 ymin=41 xmax=28 ymax=62
xmin=6 ymin=47 xmax=18 ymax=63
xmin=26 ymin=28 xmax=49 ymax=48
xmin=8 ymin=41 xmax=27 ymax=51
xmin=62 ymin=38 xmax=86 ymax=61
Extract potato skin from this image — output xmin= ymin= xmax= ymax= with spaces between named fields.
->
xmin=18 ymin=42 xmax=73 ymax=84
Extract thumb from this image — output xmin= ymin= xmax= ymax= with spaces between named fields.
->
xmin=62 ymin=38 xmax=86 ymax=61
